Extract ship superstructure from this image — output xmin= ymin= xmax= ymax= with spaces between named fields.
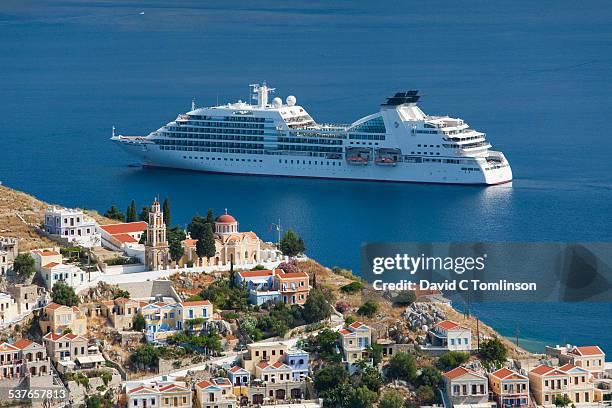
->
xmin=111 ymin=83 xmax=512 ymax=185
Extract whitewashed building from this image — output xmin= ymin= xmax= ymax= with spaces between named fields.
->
xmin=0 ymin=293 xmax=19 ymax=327
xmin=31 ymin=249 xmax=87 ymax=290
xmin=44 ymin=207 xmax=100 ymax=247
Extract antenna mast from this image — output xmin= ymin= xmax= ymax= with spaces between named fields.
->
xmin=249 ymin=82 xmax=275 ymax=107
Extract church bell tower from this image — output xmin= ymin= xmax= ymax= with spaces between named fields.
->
xmin=145 ymin=199 xmax=169 ymax=270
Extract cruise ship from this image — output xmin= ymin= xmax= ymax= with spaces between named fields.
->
xmin=111 ymin=84 xmax=512 ymax=185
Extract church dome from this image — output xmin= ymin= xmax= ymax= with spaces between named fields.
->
xmin=216 ymin=214 xmax=237 ymax=223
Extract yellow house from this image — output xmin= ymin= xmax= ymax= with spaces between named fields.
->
xmin=242 ymin=341 xmax=288 ymax=374
xmin=338 ymin=321 xmax=372 ymax=365
xmin=195 ymin=377 xmax=236 ymax=408
xmin=529 ymin=363 xmax=594 ymax=406
xmin=39 ymin=302 xmax=87 ymax=335
xmin=566 ymin=346 xmax=606 ymax=379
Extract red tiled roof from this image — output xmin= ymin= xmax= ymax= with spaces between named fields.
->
xmin=558 ymin=363 xmax=579 ymax=372
xmin=275 ymin=268 xmax=308 ymax=279
xmin=349 ymin=321 xmax=367 ymax=330
xmin=530 ymin=365 xmax=557 ymax=376
xmin=99 ymin=221 xmax=147 ymax=235
xmin=490 ymin=367 xmax=525 ymax=380
xmin=238 ymin=269 xmax=274 ymax=278
xmin=257 ymin=361 xmax=269 ymax=369
xmin=43 ymin=262 xmax=60 ymax=268
xmin=182 ymin=239 xmax=197 ymax=247
xmin=196 ymin=380 xmax=213 ymax=388
xmin=34 ymin=250 xmax=60 ymax=257
xmin=443 ymin=366 xmax=480 ymax=380
xmin=12 ymin=339 xmax=34 ymax=349
xmin=571 ymin=346 xmax=604 ymax=356
xmin=230 ymin=366 xmax=245 ymax=373
xmin=180 ymin=300 xmax=212 ymax=307
xmin=113 ymin=233 xmax=138 ymax=244
xmin=339 ymin=329 xmax=351 ymax=335
xmin=436 ymin=320 xmax=461 ymax=330
xmin=46 ymin=302 xmax=62 ymax=310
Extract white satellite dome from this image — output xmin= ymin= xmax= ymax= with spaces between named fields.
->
xmin=272 ymin=97 xmax=282 ymax=108
xmin=286 ymin=95 xmax=296 ymax=106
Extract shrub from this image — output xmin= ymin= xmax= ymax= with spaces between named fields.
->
xmin=340 ymin=281 xmax=363 ymax=294
xmin=357 ymin=300 xmax=378 ymax=317
xmin=335 ymin=300 xmax=350 ymax=313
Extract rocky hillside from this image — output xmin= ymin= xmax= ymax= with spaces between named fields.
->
xmin=0 ymin=185 xmax=116 ymax=250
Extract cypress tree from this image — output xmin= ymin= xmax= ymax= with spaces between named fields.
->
xmin=202 ymin=223 xmax=217 ymax=261
xmin=139 ymin=206 xmax=150 ymax=222
xmin=205 ymin=208 xmax=214 ymax=225
xmin=126 ymin=200 xmax=137 ymax=222
xmin=162 ymin=198 xmax=171 ymax=226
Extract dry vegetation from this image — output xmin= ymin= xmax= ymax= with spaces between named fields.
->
xmin=0 ymin=185 xmax=116 ymax=250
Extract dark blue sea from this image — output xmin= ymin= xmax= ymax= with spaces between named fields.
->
xmin=1 ymin=1 xmax=611 ymax=353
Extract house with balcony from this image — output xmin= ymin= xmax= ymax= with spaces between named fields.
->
xmin=141 ymin=300 xmax=213 ymax=343
xmin=227 ymin=365 xmax=251 ymax=387
xmin=196 ymin=377 xmax=236 ymax=408
xmin=126 ymin=381 xmax=192 ymax=408
xmin=43 ymin=332 xmax=105 ymax=373
xmin=285 ymin=348 xmax=309 ymax=381
xmin=427 ymin=320 xmax=472 ymax=352
xmin=0 ymin=339 xmax=51 ymax=379
xmin=528 ymin=363 xmax=595 ymax=406
xmin=443 ymin=366 xmax=491 ymax=408
xmin=235 ymin=268 xmax=310 ymax=306
xmin=489 ymin=367 xmax=530 ymax=408
xmin=39 ymin=302 xmax=87 ymax=335
xmin=339 ymin=321 xmax=372 ymax=368
xmin=255 ymin=361 xmax=293 ymax=383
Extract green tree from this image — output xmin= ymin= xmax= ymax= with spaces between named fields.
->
xmin=314 ymin=363 xmax=348 ymax=394
xmin=369 ymin=343 xmax=383 ymax=366
xmin=554 ymin=394 xmax=572 ymax=408
xmin=306 ymin=328 xmax=340 ymax=362
xmin=379 ymin=390 xmax=406 ymax=408
xmin=357 ymin=300 xmax=378 ymax=317
xmin=419 ymin=365 xmax=442 ymax=387
xmin=104 ymin=205 xmax=125 ymax=221
xmin=130 ymin=344 xmax=160 ymax=369
xmin=205 ymin=208 xmax=214 ymax=225
xmin=415 ymin=385 xmax=436 ymax=404
xmin=200 ymin=223 xmax=217 ymax=261
xmin=167 ymin=225 xmax=186 ymax=263
xmin=479 ymin=337 xmax=508 ymax=369
xmin=437 ymin=351 xmax=470 ymax=370
xmin=303 ymin=289 xmax=332 ymax=323
xmin=162 ymin=198 xmax=170 ymax=226
xmin=51 ymin=282 xmax=79 ymax=306
xmin=340 ymin=281 xmax=363 ymax=294
xmin=279 ymin=228 xmax=305 ymax=257
xmin=387 ymin=352 xmax=417 ymax=382
xmin=347 ymin=386 xmax=377 ymax=408
xmin=392 ymin=290 xmax=417 ymax=306
xmin=139 ymin=206 xmax=150 ymax=222
xmin=355 ymin=365 xmax=383 ymax=392
xmin=133 ymin=312 xmax=146 ymax=331
xmin=126 ymin=200 xmax=137 ymax=222
xmin=13 ymin=253 xmax=36 ymax=279
xmin=188 ymin=215 xmax=210 ymax=259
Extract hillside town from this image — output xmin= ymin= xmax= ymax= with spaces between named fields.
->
xmin=0 ymin=186 xmax=610 ymax=408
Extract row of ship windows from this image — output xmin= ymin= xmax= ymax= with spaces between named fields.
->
xmin=180 ymin=121 xmax=265 ymax=129
xmin=182 ymin=155 xmax=264 ymax=163
xmin=187 ymin=115 xmax=268 ymax=122
xmin=278 ymin=159 xmax=342 ymax=166
xmin=277 ymin=137 xmax=343 ymax=145
xmin=278 ymin=145 xmax=343 ymax=153
xmin=162 ymin=133 xmax=265 ymax=141
xmin=166 ymin=128 xmax=265 ymax=135
xmin=348 ymin=134 xmax=386 ymax=140
xmin=412 ymin=151 xmax=441 ymax=155
xmin=161 ymin=146 xmax=264 ymax=154
xmin=158 ymin=141 xmax=263 ymax=149
xmin=349 ymin=141 xmax=380 ymax=146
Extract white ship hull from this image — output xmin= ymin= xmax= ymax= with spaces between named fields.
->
xmin=112 ymin=85 xmax=513 ymax=186
xmin=116 ymin=141 xmax=512 ymax=185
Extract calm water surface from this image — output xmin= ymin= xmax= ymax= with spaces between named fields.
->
xmin=1 ymin=0 xmax=611 ymax=352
